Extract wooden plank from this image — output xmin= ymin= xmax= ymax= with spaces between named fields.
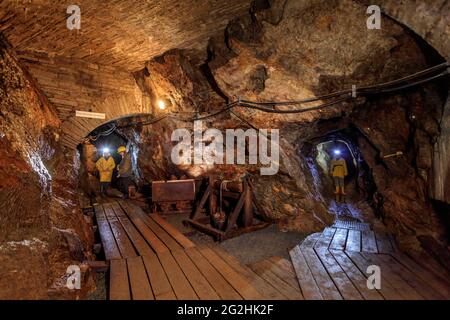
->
xmin=110 ymin=204 xmax=156 ymax=258
xmin=118 ymin=218 xmax=156 ymax=257
xmin=329 ymin=228 xmax=348 ymax=251
xmin=330 ymin=249 xmax=384 ymax=300
xmin=345 ymin=251 xmax=403 ymax=300
xmin=391 ymin=252 xmax=450 ymax=299
xmin=253 ymin=259 xmax=302 ymax=294
xmin=333 ymin=220 xmax=370 ymax=231
xmin=361 ymin=230 xmax=378 ymax=253
xmin=142 ymin=215 xmax=184 ymax=251
xmin=142 ymin=254 xmax=176 ymax=300
xmin=300 ymin=247 xmax=342 ymax=300
xmin=158 ymin=251 xmax=198 ymax=300
xmin=156 ymin=291 xmax=177 ymax=299
xmin=109 ymin=259 xmax=130 ymax=300
xmin=314 ymin=227 xmax=336 ymax=249
xmin=94 ymin=204 xmax=107 ymax=221
xmin=199 ymin=247 xmax=263 ymax=300
xmin=360 ymin=252 xmax=424 ymax=299
xmin=224 ymin=187 xmax=248 ymax=232
xmin=127 ymin=256 xmax=154 ymax=300
xmin=300 ymin=233 xmax=321 ymax=248
xmin=249 ymin=260 xmax=304 ymax=300
xmin=267 ymin=257 xmax=297 ymax=278
xmin=314 ymin=247 xmax=363 ymax=300
xmin=375 ymin=233 xmax=394 ymax=253
xmin=407 ymin=250 xmax=450 ymax=283
xmin=249 ymin=263 xmax=303 ymax=300
xmin=212 ymin=247 xmax=287 ymax=300
xmin=110 ymin=202 xmax=127 ymax=219
xmin=103 ymin=203 xmax=118 ymax=221
xmin=97 ymin=220 xmax=121 ymax=260
xmin=172 ymin=249 xmax=220 ymax=300
xmin=122 ymin=202 xmax=182 ymax=251
xmin=345 ymin=229 xmax=361 ymax=252
xmin=388 ymin=234 xmax=398 ymax=251
xmin=119 ymin=202 xmax=169 ymax=253
xmin=108 ymin=220 xmax=138 ymax=259
xmin=289 ymin=246 xmax=323 ymax=300
xmin=185 ymin=247 xmax=241 ymax=300
xmin=150 ymin=214 xmax=195 ymax=249
xmin=377 ymin=254 xmax=445 ymax=300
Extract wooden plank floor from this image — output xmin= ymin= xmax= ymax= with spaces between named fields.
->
xmin=95 ymin=200 xmax=289 ymax=300
xmin=289 ymin=223 xmax=450 ymax=300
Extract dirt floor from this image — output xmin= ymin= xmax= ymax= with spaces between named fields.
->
xmin=86 ymin=273 xmax=107 ymax=300
xmin=163 ymin=213 xmax=307 ymax=265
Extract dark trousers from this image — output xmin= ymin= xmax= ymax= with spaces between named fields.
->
xmin=118 ymin=177 xmax=132 ymax=197
xmin=100 ymin=182 xmax=110 ymax=195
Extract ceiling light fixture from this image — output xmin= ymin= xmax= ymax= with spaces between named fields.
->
xmin=158 ymin=100 xmax=166 ymax=110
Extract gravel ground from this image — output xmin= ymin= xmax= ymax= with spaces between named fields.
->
xmin=164 ymin=213 xmax=306 ymax=265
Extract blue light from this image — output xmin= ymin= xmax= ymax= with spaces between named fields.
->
xmin=102 ymin=147 xmax=110 ymax=154
xmin=334 ymin=149 xmax=341 ymax=155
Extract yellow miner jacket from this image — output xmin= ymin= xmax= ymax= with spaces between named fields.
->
xmin=96 ymin=156 xmax=116 ymax=182
xmin=330 ymin=158 xmax=348 ymax=178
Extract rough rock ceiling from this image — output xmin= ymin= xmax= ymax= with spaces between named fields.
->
xmin=0 ymin=0 xmax=252 ymax=71
xmin=356 ymin=0 xmax=450 ymax=60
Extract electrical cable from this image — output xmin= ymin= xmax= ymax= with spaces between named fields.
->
xmin=358 ymin=61 xmax=449 ymax=90
xmin=239 ymin=62 xmax=449 ymax=106
xmin=86 ymin=123 xmax=117 ymax=141
xmin=238 ymin=96 xmax=351 ymax=114
xmin=361 ymin=70 xmax=449 ymax=94
xmin=86 ymin=63 xmax=449 ymax=134
xmin=175 ymin=64 xmax=449 ymax=119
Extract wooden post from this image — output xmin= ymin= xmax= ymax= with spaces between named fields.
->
xmin=208 ymin=174 xmax=215 ymax=216
xmin=241 ymin=181 xmax=253 ymax=227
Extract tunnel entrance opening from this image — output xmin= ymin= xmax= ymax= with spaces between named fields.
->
xmin=79 ymin=122 xmax=139 ymax=200
xmin=302 ymin=126 xmax=381 ymax=223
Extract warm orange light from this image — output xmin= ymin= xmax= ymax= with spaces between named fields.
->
xmin=158 ymin=100 xmax=166 ymax=110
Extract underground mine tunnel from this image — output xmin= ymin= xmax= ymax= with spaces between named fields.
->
xmin=0 ymin=1 xmax=450 ymax=302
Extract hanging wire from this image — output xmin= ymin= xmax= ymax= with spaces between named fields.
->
xmin=85 ymin=123 xmax=117 ymax=142
xmin=85 ymin=62 xmax=450 ymax=135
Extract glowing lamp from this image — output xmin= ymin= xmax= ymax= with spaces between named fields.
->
xmin=102 ymin=147 xmax=110 ymax=154
xmin=333 ymin=149 xmax=341 ymax=156
xmin=157 ymin=100 xmax=166 ymax=110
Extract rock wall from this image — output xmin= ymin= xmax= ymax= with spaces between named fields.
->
xmin=0 ymin=42 xmax=93 ymax=299
xmin=356 ymin=0 xmax=450 ymax=61
xmin=122 ymin=50 xmax=230 ymax=183
xmin=128 ymin=0 xmax=448 ymax=248
xmin=354 ymin=0 xmax=450 ymax=207
xmin=203 ymin=0 xmax=448 ymax=245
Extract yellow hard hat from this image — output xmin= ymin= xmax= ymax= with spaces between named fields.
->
xmin=117 ymin=146 xmax=126 ymax=153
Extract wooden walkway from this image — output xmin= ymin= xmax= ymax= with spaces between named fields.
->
xmin=94 ymin=201 xmax=450 ymax=300
xmin=289 ymin=221 xmax=450 ymax=300
xmin=94 ymin=200 xmax=300 ymax=300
